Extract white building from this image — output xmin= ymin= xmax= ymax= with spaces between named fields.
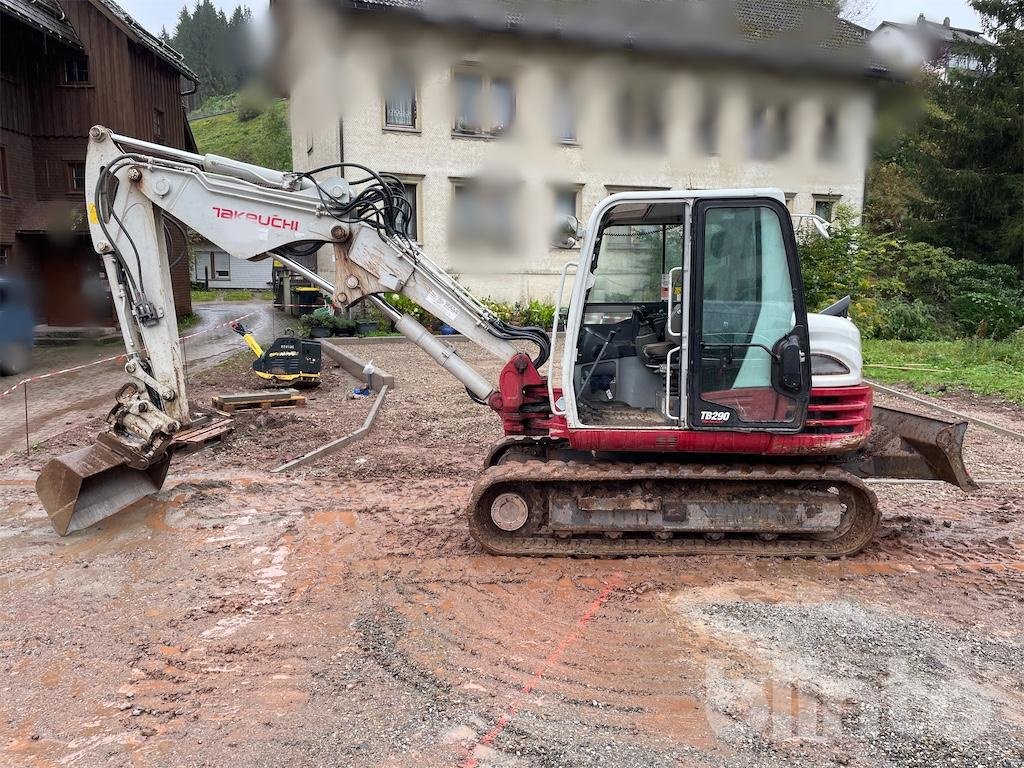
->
xmin=869 ymin=15 xmax=991 ymax=78
xmin=192 ymin=241 xmax=273 ymax=290
xmin=275 ymin=0 xmax=887 ymax=302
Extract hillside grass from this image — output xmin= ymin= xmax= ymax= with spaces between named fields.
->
xmin=189 ymin=98 xmax=291 ymax=170
xmin=863 ymin=338 xmax=1024 ymax=405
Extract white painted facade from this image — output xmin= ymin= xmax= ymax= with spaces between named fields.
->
xmin=192 ymin=244 xmax=273 ymax=290
xmin=283 ymin=8 xmax=876 ymax=302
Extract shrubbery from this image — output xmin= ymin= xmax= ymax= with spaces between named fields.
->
xmin=797 ymin=206 xmax=1024 ymax=341
xmin=384 ymin=294 xmax=556 ymax=333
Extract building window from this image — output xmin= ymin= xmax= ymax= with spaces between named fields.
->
xmin=153 ymin=108 xmax=165 ymax=143
xmin=0 ymin=146 xmax=8 ymax=196
xmin=552 ymin=186 xmax=581 ymax=247
xmin=67 ymin=162 xmax=86 ymax=193
xmin=813 ymin=195 xmax=841 ymax=222
xmin=63 ymin=56 xmax=89 ymax=85
xmin=552 ymin=76 xmax=577 ymax=144
xmin=617 ymin=86 xmax=664 ymax=151
xmin=749 ymin=102 xmax=792 ymax=161
xmin=385 ymin=175 xmax=422 ymax=242
xmin=384 ymin=67 xmax=418 ymax=130
xmin=819 ymin=107 xmax=840 ymax=161
xmin=210 ymin=252 xmax=230 ymax=280
xmin=696 ymin=92 xmax=720 ymax=156
xmin=0 ymin=244 xmax=10 ymax=267
xmin=450 ymin=178 xmax=518 ymax=250
xmin=452 ymin=69 xmax=516 ymax=137
xmin=785 ymin=193 xmax=797 ymax=213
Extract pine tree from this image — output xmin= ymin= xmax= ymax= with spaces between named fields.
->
xmin=170 ymin=1 xmax=253 ymax=108
xmin=905 ymin=1 xmax=1024 ymax=270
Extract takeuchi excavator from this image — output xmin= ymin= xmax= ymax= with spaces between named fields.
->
xmin=35 ymin=126 xmax=976 ymax=555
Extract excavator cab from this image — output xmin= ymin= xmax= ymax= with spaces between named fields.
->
xmin=570 ymin=194 xmax=812 ymax=433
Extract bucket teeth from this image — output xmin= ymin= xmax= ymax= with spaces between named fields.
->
xmin=35 ymin=444 xmax=172 ymax=536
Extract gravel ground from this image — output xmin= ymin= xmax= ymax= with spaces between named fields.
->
xmin=0 ymin=338 xmax=1022 ymax=767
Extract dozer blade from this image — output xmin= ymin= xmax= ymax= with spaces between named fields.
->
xmin=36 ymin=443 xmax=173 ymax=536
xmin=843 ymin=405 xmax=977 ymax=491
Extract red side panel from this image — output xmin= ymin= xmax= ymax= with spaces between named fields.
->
xmin=491 ymin=355 xmax=872 ymax=458
xmin=555 ymin=385 xmax=873 ymax=457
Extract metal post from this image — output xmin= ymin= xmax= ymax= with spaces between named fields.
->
xmin=23 ymin=382 xmax=29 ymax=454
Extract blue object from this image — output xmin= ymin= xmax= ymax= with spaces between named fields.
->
xmin=440 ymin=324 xmax=456 ymax=335
xmin=0 ymin=275 xmax=34 ymax=376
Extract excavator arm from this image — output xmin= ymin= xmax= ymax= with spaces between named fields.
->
xmin=36 ymin=126 xmax=550 ymax=534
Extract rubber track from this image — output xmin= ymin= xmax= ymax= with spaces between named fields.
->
xmin=468 ymin=460 xmax=880 ymax=558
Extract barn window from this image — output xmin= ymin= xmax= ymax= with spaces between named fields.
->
xmin=67 ymin=162 xmax=86 ymax=193
xmin=153 ymin=108 xmax=165 ymax=143
xmin=63 ymin=57 xmax=89 ymax=84
xmin=0 ymin=146 xmax=8 ymax=196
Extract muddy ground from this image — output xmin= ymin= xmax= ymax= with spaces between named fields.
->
xmin=1 ymin=339 xmax=1022 ymax=768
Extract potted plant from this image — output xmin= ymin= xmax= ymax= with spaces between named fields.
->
xmin=300 ymin=306 xmax=356 ymax=338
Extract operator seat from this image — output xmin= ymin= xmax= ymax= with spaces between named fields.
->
xmin=639 ymin=305 xmax=682 ymax=366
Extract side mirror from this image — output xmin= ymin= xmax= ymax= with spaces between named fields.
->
xmin=779 ymin=335 xmax=804 ymax=392
xmin=553 ymin=214 xmax=585 ymax=248
xmin=791 ymin=214 xmax=832 ymax=240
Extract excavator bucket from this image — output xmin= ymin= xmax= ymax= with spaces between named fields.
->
xmin=35 ymin=443 xmax=172 ymax=536
xmin=844 ymin=406 xmax=977 ymax=491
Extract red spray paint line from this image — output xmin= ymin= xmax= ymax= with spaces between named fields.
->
xmin=461 ymin=572 xmax=625 ymax=768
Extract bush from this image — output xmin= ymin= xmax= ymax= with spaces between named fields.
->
xmin=298 ymin=306 xmax=356 ymax=338
xmin=951 ymin=292 xmax=1023 ymax=340
xmin=870 ymin=299 xmax=944 ymax=341
xmin=235 ymin=86 xmax=271 ymax=122
xmin=481 ymin=298 xmax=555 ymax=330
xmin=797 ymin=205 xmax=1024 ymax=342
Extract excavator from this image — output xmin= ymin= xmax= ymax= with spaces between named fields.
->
xmin=35 ymin=126 xmax=975 ymax=555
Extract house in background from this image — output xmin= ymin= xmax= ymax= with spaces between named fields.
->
xmin=276 ymin=0 xmax=887 ymax=302
xmin=869 ymin=15 xmax=992 ymax=78
xmin=0 ymin=0 xmax=197 ymax=327
xmin=192 ymin=240 xmax=274 ymax=291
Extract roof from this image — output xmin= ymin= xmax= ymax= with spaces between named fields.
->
xmin=341 ymin=0 xmax=883 ymax=77
xmin=92 ymin=0 xmax=199 ymax=81
xmin=0 ymin=0 xmax=82 ymax=48
xmin=0 ymin=0 xmax=198 ymax=80
xmin=873 ymin=17 xmax=992 ymax=46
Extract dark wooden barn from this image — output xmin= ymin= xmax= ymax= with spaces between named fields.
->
xmin=0 ymin=0 xmax=198 ymax=327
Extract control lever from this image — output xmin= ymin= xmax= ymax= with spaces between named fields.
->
xmin=580 ymin=328 xmax=620 ymax=394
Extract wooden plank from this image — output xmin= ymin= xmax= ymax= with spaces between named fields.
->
xmin=171 ymin=417 xmax=234 ymax=455
xmin=214 ymin=388 xmax=300 ymax=404
xmin=212 ymin=391 xmax=306 ymax=413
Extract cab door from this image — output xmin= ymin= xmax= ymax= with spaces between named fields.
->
xmin=687 ymin=198 xmax=811 ymax=432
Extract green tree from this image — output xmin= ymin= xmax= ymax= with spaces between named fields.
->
xmin=900 ymin=1 xmax=1024 ymax=270
xmin=170 ymin=1 xmax=253 ymax=108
